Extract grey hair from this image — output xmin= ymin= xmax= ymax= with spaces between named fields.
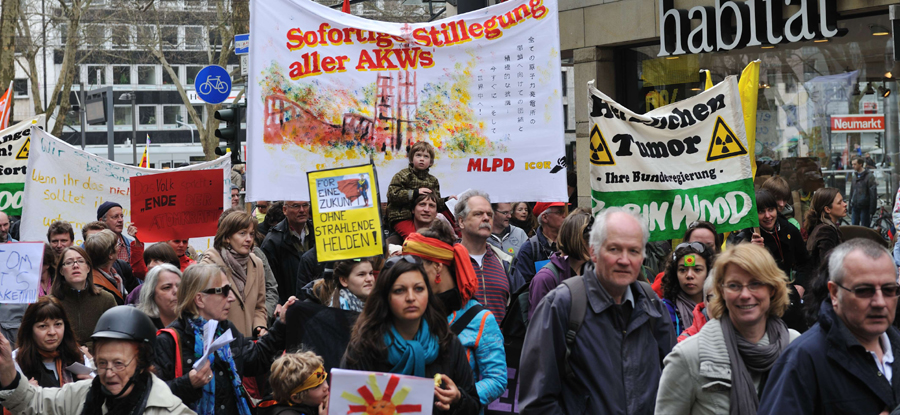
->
xmin=454 ymin=189 xmax=492 ymax=222
xmin=828 ymin=238 xmax=897 ymax=284
xmin=136 ymin=263 xmax=182 ymax=318
xmin=589 ymin=207 xmax=649 ymax=258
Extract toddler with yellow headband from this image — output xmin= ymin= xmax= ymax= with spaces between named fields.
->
xmin=260 ymin=351 xmax=330 ymax=415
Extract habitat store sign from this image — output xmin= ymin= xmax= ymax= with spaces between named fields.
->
xmin=588 ymin=76 xmax=757 ymax=241
xmin=658 ymin=0 xmax=846 ymax=57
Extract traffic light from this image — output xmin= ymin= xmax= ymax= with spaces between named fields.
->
xmin=214 ymin=104 xmax=242 ymax=165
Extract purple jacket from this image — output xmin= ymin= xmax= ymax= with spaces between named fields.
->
xmin=528 ymin=253 xmax=573 ymax=321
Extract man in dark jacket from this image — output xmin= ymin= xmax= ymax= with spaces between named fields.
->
xmin=261 ymin=201 xmax=314 ymax=303
xmin=519 ymin=208 xmax=675 ymax=415
xmin=511 ymin=202 xmax=564 ymax=285
xmin=849 ymin=156 xmax=878 ymax=227
xmin=759 ymin=239 xmax=900 ymax=415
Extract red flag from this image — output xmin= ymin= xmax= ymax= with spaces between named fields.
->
xmin=342 ymin=0 xmax=350 ymax=13
xmin=0 ymin=81 xmax=12 ymax=130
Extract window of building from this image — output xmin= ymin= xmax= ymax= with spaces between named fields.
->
xmin=561 ymin=71 xmax=567 ymax=96
xmin=188 ymin=105 xmax=203 ymax=125
xmin=184 ymin=0 xmax=203 ymax=8
xmin=113 ymin=66 xmax=131 ymax=85
xmin=163 ymin=105 xmax=181 ymax=126
xmin=58 ymin=23 xmax=68 ymax=46
xmin=159 ymin=0 xmax=179 ymax=9
xmin=12 ymin=79 xmax=28 ymax=98
xmin=160 ymin=26 xmax=178 ymax=49
xmin=138 ymin=106 xmax=157 ymax=127
xmin=83 ymin=25 xmax=106 ymax=49
xmin=86 ymin=65 xmax=106 ymax=85
xmin=111 ymin=25 xmax=130 ymax=49
xmin=114 ymin=106 xmax=133 ymax=126
xmin=136 ymin=26 xmax=155 ymax=46
xmin=185 ymin=66 xmax=203 ymax=85
xmin=185 ymin=26 xmax=204 ymax=50
xmin=137 ymin=66 xmax=157 ymax=85
xmin=162 ymin=66 xmax=181 ymax=85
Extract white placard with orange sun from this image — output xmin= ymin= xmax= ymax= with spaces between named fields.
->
xmin=329 ymin=369 xmax=434 ymax=415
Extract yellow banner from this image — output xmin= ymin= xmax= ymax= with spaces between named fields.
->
xmin=309 ymin=163 xmax=383 ymax=261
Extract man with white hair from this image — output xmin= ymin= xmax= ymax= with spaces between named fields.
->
xmin=759 ymin=238 xmax=900 ymax=415
xmin=519 ymin=207 xmax=675 ymax=415
xmin=510 ymin=202 xmax=565 ymax=286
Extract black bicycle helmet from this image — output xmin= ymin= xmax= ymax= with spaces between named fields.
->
xmin=92 ymin=306 xmax=157 ymax=347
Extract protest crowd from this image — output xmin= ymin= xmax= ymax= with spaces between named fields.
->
xmin=0 ymin=133 xmax=898 ymax=415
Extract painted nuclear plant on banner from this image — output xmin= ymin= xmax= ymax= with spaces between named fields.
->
xmin=247 ymin=0 xmax=567 ymax=203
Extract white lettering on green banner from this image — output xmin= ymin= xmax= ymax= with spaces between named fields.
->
xmin=588 ymin=76 xmax=757 ymax=241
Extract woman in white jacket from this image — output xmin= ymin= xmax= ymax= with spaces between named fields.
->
xmin=655 ymin=244 xmax=800 ymax=415
xmin=0 ymin=306 xmax=194 ymax=415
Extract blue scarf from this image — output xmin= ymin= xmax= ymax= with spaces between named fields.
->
xmin=188 ymin=317 xmax=252 ymax=415
xmin=383 ymin=320 xmax=439 ymax=377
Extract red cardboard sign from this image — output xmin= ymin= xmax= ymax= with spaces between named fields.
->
xmin=130 ymin=170 xmax=224 ymax=242
xmin=831 ymin=115 xmax=885 ymax=133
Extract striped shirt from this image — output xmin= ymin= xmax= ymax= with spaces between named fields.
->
xmin=470 ymin=246 xmax=510 ymax=323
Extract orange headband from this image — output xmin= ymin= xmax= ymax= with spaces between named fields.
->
xmin=403 ymin=233 xmax=478 ymax=304
xmin=290 ymin=366 xmax=327 ymax=396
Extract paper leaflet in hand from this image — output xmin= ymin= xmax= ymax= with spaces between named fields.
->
xmin=66 ymin=362 xmax=95 ymax=376
xmin=193 ymin=320 xmax=236 ymax=370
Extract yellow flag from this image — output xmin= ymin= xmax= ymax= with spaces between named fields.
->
xmin=703 ymin=69 xmax=713 ymax=91
xmin=739 ymin=60 xmax=760 ymax=178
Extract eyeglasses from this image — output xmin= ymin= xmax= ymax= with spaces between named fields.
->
xmin=834 ymin=282 xmax=900 ymax=298
xmin=63 ymin=259 xmax=86 ymax=267
xmin=202 ymin=284 xmax=233 ymax=297
xmin=495 ymin=210 xmax=511 ymax=216
xmin=673 ymin=242 xmax=706 ymax=261
xmin=95 ymin=356 xmax=136 ymax=373
xmin=287 ymin=203 xmax=310 ymax=210
xmin=722 ymin=281 xmax=768 ymax=293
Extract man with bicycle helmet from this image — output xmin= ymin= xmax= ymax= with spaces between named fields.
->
xmin=0 ymin=306 xmax=193 ymax=415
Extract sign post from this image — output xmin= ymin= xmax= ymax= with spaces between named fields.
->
xmin=195 ymin=65 xmax=232 ymax=105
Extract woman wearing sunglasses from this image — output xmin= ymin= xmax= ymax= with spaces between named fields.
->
xmin=201 ymin=210 xmax=268 ymax=339
xmin=342 ymin=256 xmax=480 ymax=414
xmin=656 ymin=244 xmax=800 ymax=415
xmin=154 ymin=264 xmax=297 ymax=415
xmin=661 ymin=242 xmax=714 ymax=336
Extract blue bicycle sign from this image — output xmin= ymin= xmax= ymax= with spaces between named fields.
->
xmin=195 ymin=65 xmax=232 ymax=104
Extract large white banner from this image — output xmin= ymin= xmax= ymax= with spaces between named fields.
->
xmin=589 ymin=77 xmax=757 ymax=241
xmin=21 ymin=129 xmax=231 ymax=251
xmin=247 ymin=0 xmax=566 ymax=203
xmin=0 ymin=115 xmax=45 ymax=216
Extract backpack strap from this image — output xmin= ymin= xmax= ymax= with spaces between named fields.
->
xmin=450 ymin=304 xmax=486 ymax=336
xmin=544 ymin=261 xmax=563 ymax=285
xmin=157 ymin=328 xmax=182 ymax=378
xmin=561 ymin=275 xmax=587 ymax=383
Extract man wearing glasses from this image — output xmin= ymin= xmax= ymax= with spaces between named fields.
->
xmin=488 ymin=202 xmax=528 ymax=259
xmin=759 ymin=238 xmax=900 ymax=415
xmin=511 ymin=202 xmax=566 ymax=287
xmin=261 ymin=201 xmax=314 ymax=303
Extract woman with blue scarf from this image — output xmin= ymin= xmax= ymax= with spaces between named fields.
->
xmin=342 ymin=256 xmax=480 ymax=414
xmin=154 ymin=264 xmax=297 ymax=415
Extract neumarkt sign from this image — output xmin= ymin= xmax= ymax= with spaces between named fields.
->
xmin=658 ymin=0 xmax=847 ymax=57
xmin=588 ymin=76 xmax=757 ymax=241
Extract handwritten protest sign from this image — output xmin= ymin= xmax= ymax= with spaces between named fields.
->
xmin=0 ymin=115 xmax=45 ymax=216
xmin=21 ymin=128 xmax=230 ymax=251
xmin=329 ymin=368 xmax=433 ymax=415
xmin=0 ymin=242 xmax=44 ymax=304
xmin=309 ymin=164 xmax=382 ymax=261
xmin=589 ymin=77 xmax=757 ymax=241
xmin=130 ymin=170 xmax=224 ymax=242
xmin=247 ymin=0 xmax=567 ymax=204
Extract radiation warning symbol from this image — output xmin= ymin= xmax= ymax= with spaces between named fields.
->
xmin=706 ymin=116 xmax=747 ymax=162
xmin=15 ymin=138 xmax=29 ymax=160
xmin=589 ymin=124 xmax=614 ymax=166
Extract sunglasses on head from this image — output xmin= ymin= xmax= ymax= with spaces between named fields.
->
xmin=673 ymin=242 xmax=706 ymax=261
xmin=582 ymin=214 xmax=596 ymax=240
xmin=202 ymin=284 xmax=233 ymax=297
xmin=382 ymin=254 xmax=422 ymax=273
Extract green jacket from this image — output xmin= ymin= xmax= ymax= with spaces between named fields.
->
xmin=386 ymin=164 xmax=448 ymax=225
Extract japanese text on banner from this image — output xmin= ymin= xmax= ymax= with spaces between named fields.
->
xmin=588 ymin=77 xmax=757 ymax=241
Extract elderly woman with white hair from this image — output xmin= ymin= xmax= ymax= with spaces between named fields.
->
xmin=136 ymin=264 xmax=182 ymax=330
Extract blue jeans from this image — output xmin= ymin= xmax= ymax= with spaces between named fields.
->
xmin=851 ymin=209 xmax=871 ymax=227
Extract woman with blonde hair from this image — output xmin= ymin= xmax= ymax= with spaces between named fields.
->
xmin=656 ymin=244 xmax=800 ymax=415
xmin=261 ymin=351 xmax=330 ymax=415
xmin=154 ymin=264 xmax=296 ymax=415
xmin=201 ymin=210 xmax=268 ymax=338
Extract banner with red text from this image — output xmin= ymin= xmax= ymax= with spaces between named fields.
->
xmin=247 ymin=0 xmax=566 ymax=203
xmin=21 ymin=128 xmax=230 ymax=252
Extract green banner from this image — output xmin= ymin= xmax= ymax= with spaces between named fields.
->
xmin=591 ymin=178 xmax=758 ymax=241
xmin=0 ymin=183 xmax=24 ymax=216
